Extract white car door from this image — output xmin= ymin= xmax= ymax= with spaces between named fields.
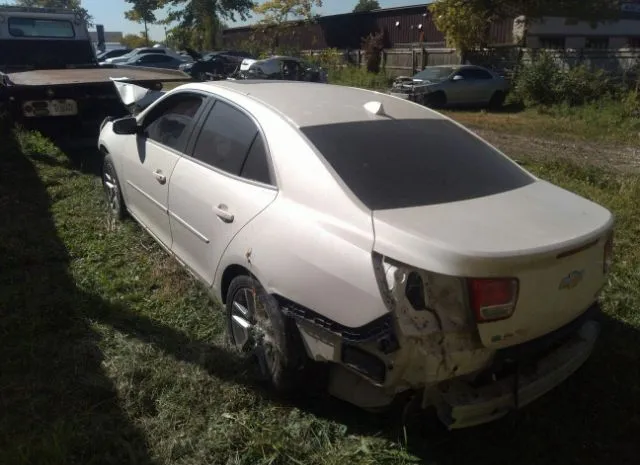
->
xmin=120 ymin=92 xmax=207 ymax=248
xmin=168 ymin=98 xmax=278 ymax=285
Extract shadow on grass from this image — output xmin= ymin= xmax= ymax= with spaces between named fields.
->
xmin=16 ymin=124 xmax=105 ymax=177
xmin=0 ymin=131 xmax=157 ymax=465
xmin=2 ymin=128 xmax=638 ymax=465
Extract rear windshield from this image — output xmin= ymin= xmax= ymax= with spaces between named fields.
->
xmin=301 ymin=119 xmax=534 ymax=210
xmin=9 ymin=18 xmax=75 ymax=38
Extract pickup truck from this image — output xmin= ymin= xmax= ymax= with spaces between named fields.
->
xmin=0 ymin=6 xmax=190 ymax=145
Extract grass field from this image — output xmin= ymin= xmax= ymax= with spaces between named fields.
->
xmin=1 ymin=120 xmax=639 ymax=465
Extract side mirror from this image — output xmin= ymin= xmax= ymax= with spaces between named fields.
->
xmin=452 ymin=75 xmax=465 ymax=82
xmin=112 ymin=116 xmax=140 ymax=135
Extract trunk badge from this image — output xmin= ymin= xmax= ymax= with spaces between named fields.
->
xmin=559 ymin=270 xmax=585 ymax=290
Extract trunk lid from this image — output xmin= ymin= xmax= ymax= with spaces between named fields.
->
xmin=373 ymin=180 xmax=613 ymax=349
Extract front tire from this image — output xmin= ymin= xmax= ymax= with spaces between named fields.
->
xmin=102 ymin=154 xmax=125 ymax=221
xmin=226 ymin=275 xmax=305 ymax=393
xmin=489 ymin=91 xmax=506 ymax=110
xmin=424 ymin=91 xmax=447 ymax=108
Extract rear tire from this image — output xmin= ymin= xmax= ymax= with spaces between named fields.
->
xmin=489 ymin=91 xmax=506 ymax=110
xmin=424 ymin=92 xmax=447 ymax=108
xmin=226 ymin=275 xmax=306 ymax=393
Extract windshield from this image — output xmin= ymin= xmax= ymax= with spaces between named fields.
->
xmin=8 ymin=18 xmax=75 ymax=38
xmin=301 ymin=119 xmax=534 ymax=210
xmin=413 ymin=67 xmax=456 ymax=82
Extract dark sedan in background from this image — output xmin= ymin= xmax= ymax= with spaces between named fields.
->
xmin=179 ymin=49 xmax=255 ymax=80
xmin=121 ymin=53 xmax=186 ymax=70
xmin=237 ymin=56 xmax=327 ymax=82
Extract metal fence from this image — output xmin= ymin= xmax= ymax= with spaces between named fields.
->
xmin=302 ymin=46 xmax=640 ymax=78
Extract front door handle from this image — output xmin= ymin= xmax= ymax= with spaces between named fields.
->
xmin=214 ymin=204 xmax=234 ymax=223
xmin=153 ymin=169 xmax=166 ymax=184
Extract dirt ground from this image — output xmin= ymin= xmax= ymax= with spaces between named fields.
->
xmin=474 ymin=128 xmax=640 ymax=173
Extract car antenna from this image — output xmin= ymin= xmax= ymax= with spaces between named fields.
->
xmin=363 ymin=101 xmax=388 ymax=117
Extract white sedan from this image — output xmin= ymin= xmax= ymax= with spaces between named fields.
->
xmin=99 ymin=80 xmax=614 ymax=429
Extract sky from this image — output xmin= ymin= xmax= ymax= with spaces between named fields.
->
xmin=79 ymin=0 xmax=429 ymax=41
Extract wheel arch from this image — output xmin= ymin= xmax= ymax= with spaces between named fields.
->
xmin=220 ymin=264 xmax=255 ymax=304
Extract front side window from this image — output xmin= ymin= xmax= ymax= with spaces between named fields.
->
xmin=140 ymin=54 xmax=171 ymax=63
xmin=143 ymin=94 xmax=204 ymax=152
xmin=413 ymin=67 xmax=455 ymax=82
xmin=9 ymin=18 xmax=75 ymax=38
xmin=191 ymin=101 xmax=272 ymax=184
xmin=301 ymin=119 xmax=534 ymax=210
xmin=469 ymin=68 xmax=493 ymax=80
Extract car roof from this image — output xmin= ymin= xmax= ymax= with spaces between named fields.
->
xmin=185 ymin=81 xmax=444 ymax=127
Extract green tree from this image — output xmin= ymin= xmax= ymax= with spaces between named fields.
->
xmin=124 ymin=0 xmax=160 ymax=46
xmin=252 ymin=0 xmax=323 ymax=54
xmin=124 ymin=0 xmax=250 ymax=50
xmin=430 ymin=0 xmax=621 ymax=52
xmin=120 ymin=32 xmax=158 ymax=48
xmin=353 ymin=0 xmax=380 ymax=13
xmin=14 ymin=0 xmax=93 ymax=26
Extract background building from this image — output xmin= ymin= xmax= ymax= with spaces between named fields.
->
xmin=222 ymin=3 xmax=640 ymax=51
xmin=222 ymin=5 xmax=513 ymax=50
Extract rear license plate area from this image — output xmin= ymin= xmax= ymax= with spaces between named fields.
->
xmin=23 ymin=99 xmax=78 ymax=117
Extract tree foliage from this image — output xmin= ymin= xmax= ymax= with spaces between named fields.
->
xmin=120 ymin=32 xmax=158 ymax=48
xmin=124 ymin=0 xmax=249 ymax=50
xmin=124 ymin=0 xmax=160 ymax=46
xmin=250 ymin=0 xmax=322 ymax=54
xmin=430 ymin=0 xmax=622 ymax=51
xmin=253 ymin=0 xmax=322 ymax=25
xmin=14 ymin=0 xmax=93 ymax=26
xmin=353 ymin=0 xmax=379 ymax=13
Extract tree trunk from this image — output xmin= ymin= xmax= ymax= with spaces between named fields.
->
xmin=144 ymin=19 xmax=149 ymax=46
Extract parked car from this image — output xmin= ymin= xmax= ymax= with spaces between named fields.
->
xmin=179 ymin=52 xmax=252 ymax=80
xmin=389 ymin=64 xmax=509 ymax=109
xmin=121 ymin=53 xmax=186 ymax=70
xmin=99 ymin=80 xmax=613 ymax=429
xmin=96 ymin=48 xmax=131 ymax=62
xmin=105 ymin=46 xmax=191 ymax=65
xmin=236 ymin=56 xmax=327 ymax=82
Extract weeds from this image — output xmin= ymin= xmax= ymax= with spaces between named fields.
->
xmin=512 ymin=51 xmax=639 ymax=107
xmin=1 ymin=118 xmax=639 ymax=464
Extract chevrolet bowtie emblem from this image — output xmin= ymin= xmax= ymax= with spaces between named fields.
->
xmin=559 ymin=270 xmax=585 ymax=290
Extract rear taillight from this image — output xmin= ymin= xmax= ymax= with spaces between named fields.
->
xmin=468 ymin=278 xmax=519 ymax=323
xmin=604 ymin=232 xmax=614 ymax=274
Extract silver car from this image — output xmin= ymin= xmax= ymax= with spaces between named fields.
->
xmin=99 ymin=81 xmax=612 ymax=429
xmin=389 ymin=65 xmax=510 ymax=109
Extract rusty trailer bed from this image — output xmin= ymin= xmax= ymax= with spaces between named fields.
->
xmin=3 ymin=66 xmax=190 ymax=86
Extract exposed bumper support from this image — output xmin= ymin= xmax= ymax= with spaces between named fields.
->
xmin=435 ymin=319 xmax=600 ymax=429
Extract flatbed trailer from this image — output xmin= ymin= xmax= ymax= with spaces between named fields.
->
xmin=0 ymin=6 xmax=191 ymax=145
xmin=1 ymin=65 xmax=190 ymax=141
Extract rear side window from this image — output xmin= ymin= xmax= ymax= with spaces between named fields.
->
xmin=9 ymin=18 xmax=75 ymax=38
xmin=457 ymin=68 xmax=493 ymax=80
xmin=192 ymin=101 xmax=272 ymax=185
xmin=301 ymin=119 xmax=534 ymax=210
xmin=240 ymin=135 xmax=271 ymax=184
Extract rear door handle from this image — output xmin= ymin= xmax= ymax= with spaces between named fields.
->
xmin=153 ymin=169 xmax=166 ymax=184
xmin=214 ymin=204 xmax=234 ymax=223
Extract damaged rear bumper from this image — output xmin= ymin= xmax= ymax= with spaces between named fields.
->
xmin=434 ymin=317 xmax=600 ymax=429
